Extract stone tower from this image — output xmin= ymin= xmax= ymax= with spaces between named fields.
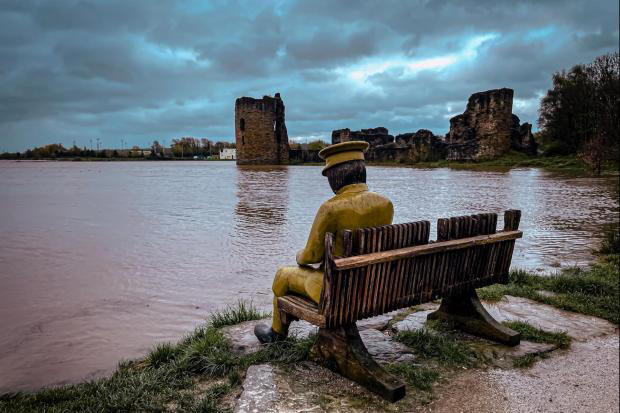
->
xmin=235 ymin=93 xmax=289 ymax=165
xmin=446 ymin=88 xmax=514 ymax=160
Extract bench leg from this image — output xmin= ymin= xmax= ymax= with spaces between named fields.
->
xmin=427 ymin=289 xmax=521 ymax=346
xmin=309 ymin=324 xmax=406 ymax=402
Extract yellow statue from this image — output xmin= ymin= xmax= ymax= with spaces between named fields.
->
xmin=255 ymin=141 xmax=394 ymax=343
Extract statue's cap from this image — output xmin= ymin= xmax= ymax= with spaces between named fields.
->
xmin=318 ymin=141 xmax=369 ymax=176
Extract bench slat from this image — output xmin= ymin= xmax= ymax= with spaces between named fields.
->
xmin=333 ymin=230 xmax=522 ymax=271
xmin=278 ymin=295 xmax=325 ymax=328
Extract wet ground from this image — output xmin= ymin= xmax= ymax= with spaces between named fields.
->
xmin=430 ymin=334 xmax=618 ymax=413
xmin=231 ymin=296 xmax=619 ymax=413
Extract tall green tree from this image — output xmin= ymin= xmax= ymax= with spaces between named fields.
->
xmin=538 ymin=52 xmax=619 ymax=173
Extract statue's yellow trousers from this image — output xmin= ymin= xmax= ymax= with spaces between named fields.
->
xmin=271 ymin=266 xmax=323 ymax=333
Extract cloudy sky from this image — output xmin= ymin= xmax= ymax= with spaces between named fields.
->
xmin=0 ymin=0 xmax=618 ymax=151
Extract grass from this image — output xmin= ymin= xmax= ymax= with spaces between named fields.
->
xmin=600 ymin=224 xmax=620 ymax=255
xmin=209 ymin=300 xmax=269 ymax=328
xmin=0 ymin=301 xmax=314 ymax=413
xmin=511 ymin=354 xmax=538 ymax=368
xmin=385 ymin=364 xmax=440 ymax=391
xmin=506 ymin=321 xmax=561 ymax=368
xmin=502 ymin=320 xmax=571 ymax=349
xmin=477 ymin=254 xmax=619 ymax=324
xmin=394 ymin=325 xmax=484 ymax=368
xmin=380 ymin=151 xmax=620 ymax=175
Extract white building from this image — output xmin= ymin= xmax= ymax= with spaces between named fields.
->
xmin=219 ymin=148 xmax=236 ymax=160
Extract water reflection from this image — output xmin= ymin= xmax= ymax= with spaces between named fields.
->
xmin=235 ymin=166 xmax=289 ymax=228
xmin=233 ymin=165 xmax=290 ymax=279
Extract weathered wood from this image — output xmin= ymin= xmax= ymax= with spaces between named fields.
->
xmin=319 ymin=232 xmax=334 ymax=322
xmin=334 ymin=230 xmax=523 ymax=270
xmin=309 ymin=324 xmax=406 ymax=402
xmin=278 ymin=295 xmax=326 ymax=328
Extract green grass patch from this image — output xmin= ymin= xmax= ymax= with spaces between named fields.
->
xmin=600 ymin=224 xmax=620 ymax=254
xmin=476 ymin=283 xmax=510 ymax=302
xmin=394 ymin=327 xmax=483 ymax=367
xmin=502 ymin=320 xmax=571 ymax=349
xmin=395 ymin=151 xmax=620 ymax=175
xmin=239 ymin=333 xmax=316 ymax=368
xmin=209 ymin=299 xmax=269 ymax=328
xmin=477 ymin=255 xmax=619 ymax=324
xmin=0 ymin=360 xmax=196 ymax=412
xmin=0 ymin=301 xmax=310 ymax=413
xmin=145 ymin=341 xmax=181 ymax=369
xmin=386 ymin=363 xmax=440 ymax=391
xmin=512 ymin=354 xmax=538 ymax=368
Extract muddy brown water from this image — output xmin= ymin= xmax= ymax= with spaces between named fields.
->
xmin=0 ymin=161 xmax=617 ymax=392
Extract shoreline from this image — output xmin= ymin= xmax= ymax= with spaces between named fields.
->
xmin=3 ymin=154 xmax=619 ymax=176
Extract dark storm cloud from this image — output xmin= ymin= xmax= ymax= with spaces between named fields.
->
xmin=0 ymin=0 xmax=617 ymax=151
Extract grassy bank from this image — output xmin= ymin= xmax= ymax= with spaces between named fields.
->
xmin=363 ymin=151 xmax=619 ymax=176
xmin=477 ymin=253 xmax=619 ymax=324
xmin=397 ymin=151 xmax=619 ymax=174
xmin=8 ymin=157 xmax=234 ymax=162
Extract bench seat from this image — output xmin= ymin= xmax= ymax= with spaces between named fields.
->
xmin=278 ymin=295 xmax=326 ymax=328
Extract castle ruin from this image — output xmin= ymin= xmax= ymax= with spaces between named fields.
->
xmin=446 ymin=88 xmax=536 ymax=160
xmin=235 ymin=93 xmax=289 ymax=165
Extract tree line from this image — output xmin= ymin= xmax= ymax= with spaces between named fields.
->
xmin=0 ymin=138 xmax=236 ymax=160
xmin=538 ymin=52 xmax=619 ymax=174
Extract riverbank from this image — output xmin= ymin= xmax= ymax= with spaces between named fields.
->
xmin=6 ymin=157 xmax=235 ymax=162
xmin=369 ymin=151 xmax=619 ymax=176
xmin=4 ymin=152 xmax=619 ymax=176
xmin=1 ymin=250 xmax=617 ymax=412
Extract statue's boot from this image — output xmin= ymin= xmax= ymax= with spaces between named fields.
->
xmin=254 ymin=323 xmax=285 ymax=344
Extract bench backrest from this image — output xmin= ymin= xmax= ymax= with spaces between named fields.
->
xmin=318 ymin=210 xmax=522 ymax=329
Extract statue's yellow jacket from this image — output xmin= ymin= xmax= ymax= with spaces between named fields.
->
xmin=296 ymin=183 xmax=394 ymax=265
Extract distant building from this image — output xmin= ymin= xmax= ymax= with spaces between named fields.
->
xmin=220 ymin=148 xmax=236 ymax=160
xmin=129 ymin=148 xmax=152 ymax=157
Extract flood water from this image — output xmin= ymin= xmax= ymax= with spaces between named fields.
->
xmin=0 ymin=161 xmax=617 ymax=392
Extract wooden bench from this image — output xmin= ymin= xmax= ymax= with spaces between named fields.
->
xmin=278 ymin=210 xmax=523 ymax=402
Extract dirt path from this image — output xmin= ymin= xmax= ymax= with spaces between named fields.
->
xmin=427 ymin=334 xmax=619 ymax=413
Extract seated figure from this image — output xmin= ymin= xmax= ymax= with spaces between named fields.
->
xmin=254 ymin=141 xmax=394 ymax=343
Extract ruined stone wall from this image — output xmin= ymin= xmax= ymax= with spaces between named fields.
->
xmin=369 ymin=129 xmax=447 ymax=163
xmin=331 ymin=127 xmax=393 ymax=147
xmin=510 ymin=115 xmax=538 ymax=155
xmin=403 ymin=130 xmax=448 ymax=162
xmin=447 ymin=88 xmax=514 ymax=160
xmin=235 ymin=93 xmax=289 ymax=165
